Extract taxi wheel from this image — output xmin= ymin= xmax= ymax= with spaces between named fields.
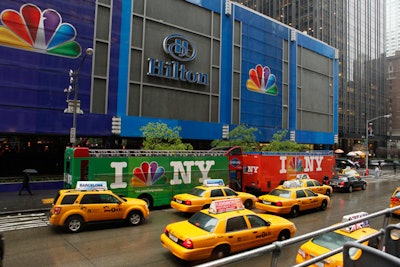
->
xmin=243 ymin=199 xmax=253 ymax=209
xmin=290 ymin=206 xmax=299 ymax=218
xmin=127 ymin=211 xmax=143 ymax=226
xmin=65 ymin=215 xmax=84 ymax=233
xmin=320 ymin=200 xmax=328 ymax=210
xmin=278 ymin=230 xmax=290 ymax=241
xmin=211 ymin=245 xmax=230 ymax=260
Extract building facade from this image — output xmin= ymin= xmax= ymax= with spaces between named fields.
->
xmin=234 ymin=0 xmax=387 ymax=155
xmin=0 ymin=0 xmax=337 ymax=175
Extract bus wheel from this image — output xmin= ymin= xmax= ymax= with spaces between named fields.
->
xmin=139 ymin=194 xmax=153 ymax=209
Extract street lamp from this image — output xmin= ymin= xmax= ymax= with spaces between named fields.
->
xmin=64 ymin=48 xmax=93 ymax=147
xmin=365 ymin=113 xmax=391 ymax=175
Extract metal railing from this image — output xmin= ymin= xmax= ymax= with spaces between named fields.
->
xmin=195 ymin=206 xmax=400 ymax=267
xmin=88 ymin=149 xmax=227 ymax=157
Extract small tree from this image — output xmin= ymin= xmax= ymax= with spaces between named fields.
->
xmin=263 ymin=130 xmax=309 ymax=152
xmin=140 ymin=122 xmax=193 ymax=150
xmin=211 ymin=124 xmax=259 ymax=151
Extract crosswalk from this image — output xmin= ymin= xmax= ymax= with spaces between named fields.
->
xmin=0 ymin=212 xmax=49 ymax=232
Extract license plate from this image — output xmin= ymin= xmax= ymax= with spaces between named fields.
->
xmin=263 ymin=201 xmax=271 ymax=205
xmin=169 ymin=233 xmax=178 ymax=243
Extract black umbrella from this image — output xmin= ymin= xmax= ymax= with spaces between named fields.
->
xmin=22 ymin=169 xmax=38 ymax=174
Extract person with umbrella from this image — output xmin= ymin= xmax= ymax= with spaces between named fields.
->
xmin=19 ymin=169 xmax=36 ymax=195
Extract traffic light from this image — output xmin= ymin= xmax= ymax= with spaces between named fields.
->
xmin=111 ymin=116 xmax=121 ymax=135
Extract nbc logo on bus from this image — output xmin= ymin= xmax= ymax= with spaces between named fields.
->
xmin=131 ymin=161 xmax=165 ymax=187
xmin=0 ymin=3 xmax=81 ymax=58
xmin=246 ymin=64 xmax=278 ymax=96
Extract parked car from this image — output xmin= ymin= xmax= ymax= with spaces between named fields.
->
xmin=161 ymin=199 xmax=296 ymax=261
xmin=255 ymin=181 xmax=330 ymax=218
xmin=329 ymin=175 xmax=367 ymax=193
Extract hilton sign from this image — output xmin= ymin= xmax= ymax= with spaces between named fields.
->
xmin=147 ymin=34 xmax=209 ymax=85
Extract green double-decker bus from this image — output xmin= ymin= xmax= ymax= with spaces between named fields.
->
xmin=64 ymin=147 xmax=229 ymax=208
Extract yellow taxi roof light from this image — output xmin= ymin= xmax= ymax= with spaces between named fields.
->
xmin=341 ymin=212 xmax=369 ymax=232
xmin=75 ymin=181 xmax=108 ymax=191
xmin=203 ymin=179 xmax=225 ymax=187
xmin=208 ymin=198 xmax=244 ymax=214
xmin=295 ymin=173 xmax=311 ymax=180
xmin=282 ymin=180 xmax=302 ymax=188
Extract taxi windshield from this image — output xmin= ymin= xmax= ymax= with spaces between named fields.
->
xmin=269 ymin=189 xmax=291 ymax=198
xmin=189 ymin=187 xmax=207 ymax=197
xmin=188 ymin=212 xmax=218 ymax=232
xmin=312 ymin=231 xmax=356 ymax=251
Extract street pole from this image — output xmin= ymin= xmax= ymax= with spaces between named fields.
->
xmin=65 ymin=48 xmax=93 ymax=147
xmin=365 ymin=114 xmax=391 ymax=176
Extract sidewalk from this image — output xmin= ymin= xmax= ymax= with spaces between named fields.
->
xmin=0 ymin=181 xmax=62 ymax=215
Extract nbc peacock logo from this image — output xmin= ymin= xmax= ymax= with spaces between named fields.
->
xmin=246 ymin=64 xmax=278 ymax=96
xmin=0 ymin=3 xmax=81 ymax=58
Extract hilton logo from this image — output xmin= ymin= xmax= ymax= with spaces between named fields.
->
xmin=147 ymin=34 xmax=209 ymax=85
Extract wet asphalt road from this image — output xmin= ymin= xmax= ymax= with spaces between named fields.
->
xmin=2 ymin=175 xmax=400 ymax=267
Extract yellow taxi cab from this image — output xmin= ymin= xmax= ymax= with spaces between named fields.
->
xmin=390 ymin=186 xmax=400 ymax=216
xmin=296 ymin=212 xmax=379 ymax=267
xmin=340 ymin=166 xmax=361 ymax=179
xmin=255 ymin=180 xmax=330 ymax=218
xmin=49 ymin=181 xmax=150 ymax=233
xmin=161 ymin=198 xmax=296 ymax=261
xmin=293 ymin=177 xmax=333 ymax=196
xmin=170 ymin=179 xmax=257 ymax=213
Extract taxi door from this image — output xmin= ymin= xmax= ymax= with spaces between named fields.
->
xmin=225 ymin=216 xmax=255 ymax=252
xmin=306 ymin=180 xmax=324 ymax=195
xmin=79 ymin=194 xmax=105 ymax=222
xmin=303 ymin=189 xmax=321 ymax=209
xmin=97 ymin=194 xmax=124 ymax=221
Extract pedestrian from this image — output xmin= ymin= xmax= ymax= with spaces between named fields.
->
xmin=375 ymin=165 xmax=380 ymax=178
xmin=19 ymin=172 xmax=33 ymax=195
xmin=394 ymin=163 xmax=397 ymax=174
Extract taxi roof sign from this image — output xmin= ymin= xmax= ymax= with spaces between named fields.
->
xmin=295 ymin=173 xmax=311 ymax=180
xmin=282 ymin=180 xmax=302 ymax=188
xmin=203 ymin=179 xmax=225 ymax=187
xmin=76 ymin=181 xmax=107 ymax=191
xmin=341 ymin=212 xmax=369 ymax=233
xmin=208 ymin=198 xmax=244 ymax=214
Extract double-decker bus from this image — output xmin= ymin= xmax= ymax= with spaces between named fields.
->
xmin=63 ymin=147 xmax=229 ymax=208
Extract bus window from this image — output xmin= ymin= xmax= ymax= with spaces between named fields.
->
xmin=81 ymin=160 xmax=88 ymax=181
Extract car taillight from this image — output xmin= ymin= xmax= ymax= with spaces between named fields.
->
xmin=391 ymin=197 xmax=399 ymax=202
xmin=53 ymin=207 xmax=61 ymax=215
xmin=340 ymin=181 xmax=345 ymax=186
xmin=184 ymin=200 xmax=192 ymax=205
xmin=182 ymin=238 xmax=193 ymax=249
xmin=276 ymin=201 xmax=283 ymax=207
xmin=163 ymin=227 xmax=168 ymax=234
